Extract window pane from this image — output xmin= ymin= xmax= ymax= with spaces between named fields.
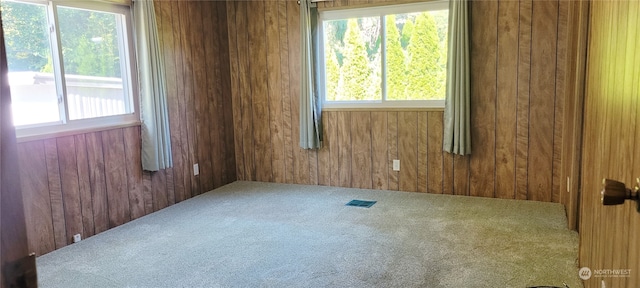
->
xmin=389 ymin=10 xmax=448 ymax=101
xmin=1 ymin=1 xmax=61 ymax=126
xmin=57 ymin=6 xmax=130 ymax=120
xmin=324 ymin=17 xmax=381 ymax=101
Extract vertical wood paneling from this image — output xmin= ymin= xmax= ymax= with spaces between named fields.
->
xmin=221 ymin=0 xmax=573 ymax=205
xmin=443 ymin=149 xmax=454 ymax=195
xmin=371 ymin=112 xmax=388 ymax=190
xmin=22 ymin=0 xmax=579 ymax=257
xmin=56 ymin=136 xmax=84 ymax=245
xmin=179 ymin=0 xmax=197 ymax=195
xmin=218 ymin=1 xmax=237 ymax=185
xmin=43 ymin=139 xmax=66 ymax=249
xmin=516 ymin=0 xmax=532 ymax=201
xmin=237 ymin=1 xmax=255 ymax=182
xmin=189 ymin=0 xmax=212 ymax=193
xmin=165 ymin=169 xmax=175 ymax=206
xmin=453 ymin=156 xmax=469 ymax=196
xmin=469 ymin=0 xmax=497 ymax=198
xmin=309 ymin=150 xmax=319 ymax=186
xmin=552 ymin=2 xmax=568 ymax=204
xmin=327 ymin=112 xmax=340 ymax=187
xmin=265 ymin=0 xmax=286 ymax=184
xmin=85 ymin=132 xmax=108 ymax=235
xmin=495 ymin=0 xmax=518 ymax=199
xmin=171 ymin=0 xmax=192 ymax=200
xmin=227 ymin=1 xmax=245 ymax=182
xmin=123 ymin=127 xmax=144 ymax=220
xmin=398 ymin=112 xmax=418 ymax=192
xmin=387 ymin=112 xmax=399 ymax=191
xmin=417 ymin=112 xmax=428 ymax=193
xmin=152 ymin=170 xmax=168 ymax=212
xmin=156 ymin=0 xmax=186 ymax=204
xmin=18 ymin=141 xmax=55 ymax=255
xmin=427 ymin=112 xmax=443 ymax=194
xmin=181 ymin=0 xmax=201 ymax=195
xmin=350 ymin=112 xmax=372 ymax=189
xmin=142 ymin=172 xmax=153 ymax=215
xmin=102 ymin=129 xmax=130 ymax=228
xmin=20 ymin=1 xmax=237 ymax=256
xmin=74 ymin=135 xmax=94 ymax=238
xmin=528 ymin=0 xmax=558 ymax=202
xmin=337 ymin=112 xmax=351 ymax=187
xmin=287 ymin=0 xmax=310 ymax=185
xmin=317 ymin=116 xmax=331 ymax=186
xmin=249 ymin=0 xmax=273 ymax=183
xmin=202 ymin=0 xmax=223 ymax=189
xmin=278 ymin=0 xmax=294 ymax=184
xmin=561 ymin=1 xmax=589 ymax=231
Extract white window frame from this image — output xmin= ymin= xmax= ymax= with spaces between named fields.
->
xmin=4 ymin=0 xmax=139 ymax=139
xmin=319 ymin=1 xmax=448 ymax=109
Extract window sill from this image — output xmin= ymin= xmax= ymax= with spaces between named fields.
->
xmin=16 ymin=120 xmax=142 ymax=143
xmin=322 ymin=107 xmax=445 ymax=112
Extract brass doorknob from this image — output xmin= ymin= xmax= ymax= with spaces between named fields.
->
xmin=601 ymin=178 xmax=640 ymax=210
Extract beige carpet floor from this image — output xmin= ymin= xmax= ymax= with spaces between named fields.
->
xmin=36 ymin=181 xmax=581 ymax=287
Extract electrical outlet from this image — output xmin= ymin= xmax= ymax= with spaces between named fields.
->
xmin=193 ymin=163 xmax=199 ymax=176
xmin=73 ymin=234 xmax=81 ymax=243
xmin=392 ymin=160 xmax=400 ymax=171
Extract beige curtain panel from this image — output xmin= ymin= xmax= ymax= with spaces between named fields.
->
xmin=134 ymin=0 xmax=173 ymax=171
xmin=300 ymin=0 xmax=323 ymax=150
xmin=443 ymin=0 xmax=471 ymax=155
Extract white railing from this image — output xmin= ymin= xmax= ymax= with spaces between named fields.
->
xmin=9 ymin=72 xmax=127 ymax=125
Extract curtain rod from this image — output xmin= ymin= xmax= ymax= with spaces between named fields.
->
xmin=298 ymin=0 xmax=332 ymax=5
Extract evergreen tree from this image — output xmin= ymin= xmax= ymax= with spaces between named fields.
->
xmin=385 ymin=15 xmax=406 ymax=100
xmin=406 ymin=12 xmax=442 ymax=100
xmin=1 ymin=1 xmax=51 ymax=72
xmin=400 ymin=19 xmax=414 ymax=50
xmin=324 ymin=45 xmax=340 ymax=101
xmin=58 ymin=7 xmax=121 ymax=77
xmin=434 ymin=11 xmax=449 ymax=98
xmin=339 ymin=19 xmax=372 ymax=100
xmin=1 ymin=2 xmax=121 ymax=78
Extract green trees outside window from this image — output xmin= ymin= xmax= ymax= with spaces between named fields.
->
xmin=323 ymin=8 xmax=448 ymax=102
xmin=1 ymin=1 xmax=121 ymax=77
xmin=1 ymin=0 xmax=133 ymax=127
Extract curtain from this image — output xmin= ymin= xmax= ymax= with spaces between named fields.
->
xmin=134 ymin=0 xmax=172 ymax=171
xmin=299 ymin=0 xmax=323 ymax=149
xmin=443 ymin=0 xmax=471 ymax=155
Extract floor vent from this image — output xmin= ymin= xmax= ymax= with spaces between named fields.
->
xmin=345 ymin=200 xmax=377 ymax=208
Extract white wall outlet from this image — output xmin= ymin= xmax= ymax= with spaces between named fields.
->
xmin=193 ymin=163 xmax=199 ymax=176
xmin=73 ymin=234 xmax=82 ymax=243
xmin=392 ymin=160 xmax=400 ymax=171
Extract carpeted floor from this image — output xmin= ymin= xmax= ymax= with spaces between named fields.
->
xmin=37 ymin=181 xmax=582 ymax=288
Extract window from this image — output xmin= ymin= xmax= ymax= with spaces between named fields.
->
xmin=1 ymin=0 xmax=138 ymax=137
xmin=319 ymin=1 xmax=448 ymax=109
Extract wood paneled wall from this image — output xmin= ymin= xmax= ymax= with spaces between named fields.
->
xmin=226 ymin=0 xmax=572 ymax=202
xmin=579 ymin=1 xmax=640 ymax=287
xmin=17 ymin=0 xmax=236 ymax=256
